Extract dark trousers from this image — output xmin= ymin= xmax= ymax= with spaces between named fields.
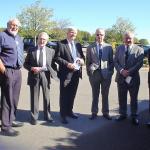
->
xmin=89 ymin=70 xmax=111 ymax=115
xmin=30 ymin=72 xmax=51 ymax=121
xmin=0 ymin=68 xmax=22 ymax=130
xmin=117 ymin=76 xmax=140 ymax=117
xmin=59 ymin=72 xmax=79 ymax=117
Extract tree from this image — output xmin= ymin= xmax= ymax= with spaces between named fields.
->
xmin=105 ymin=17 xmax=136 ymax=45
xmin=50 ymin=19 xmax=71 ymax=40
xmin=139 ymin=39 xmax=149 ymax=45
xmin=17 ymin=0 xmax=55 ymax=45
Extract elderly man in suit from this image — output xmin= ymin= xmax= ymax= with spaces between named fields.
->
xmin=86 ymin=28 xmax=114 ymax=120
xmin=114 ymin=31 xmax=144 ymax=125
xmin=56 ymin=27 xmax=85 ymax=124
xmin=24 ymin=32 xmax=57 ymax=125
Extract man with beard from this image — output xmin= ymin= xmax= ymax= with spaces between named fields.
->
xmin=0 ymin=18 xmax=24 ymax=136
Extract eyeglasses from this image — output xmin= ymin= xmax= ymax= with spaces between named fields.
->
xmin=96 ymin=34 xmax=104 ymax=36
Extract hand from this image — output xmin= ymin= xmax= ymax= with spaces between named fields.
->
xmin=67 ymin=63 xmax=75 ymax=70
xmin=121 ymin=69 xmax=129 ymax=77
xmin=31 ymin=67 xmax=42 ymax=74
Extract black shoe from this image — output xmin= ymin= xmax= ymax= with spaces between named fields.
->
xmin=1 ymin=128 xmax=19 ymax=136
xmin=115 ymin=115 xmax=127 ymax=121
xmin=12 ymin=121 xmax=24 ymax=127
xmin=146 ymin=121 xmax=150 ymax=127
xmin=61 ymin=117 xmax=68 ymax=124
xmin=47 ymin=118 xmax=54 ymax=123
xmin=89 ymin=114 xmax=97 ymax=120
xmin=132 ymin=118 xmax=139 ymax=126
xmin=68 ymin=113 xmax=78 ymax=119
xmin=103 ymin=114 xmax=112 ymax=120
xmin=30 ymin=119 xmax=37 ymax=125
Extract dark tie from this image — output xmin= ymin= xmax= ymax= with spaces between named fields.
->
xmin=99 ymin=44 xmax=102 ymax=68
xmin=16 ymin=41 xmax=24 ymax=67
xmin=38 ymin=49 xmax=43 ymax=67
xmin=125 ymin=46 xmax=129 ymax=63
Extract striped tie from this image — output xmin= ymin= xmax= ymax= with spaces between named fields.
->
xmin=16 ymin=40 xmax=24 ymax=67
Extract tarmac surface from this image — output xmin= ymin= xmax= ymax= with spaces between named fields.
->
xmin=0 ymin=66 xmax=150 ymax=150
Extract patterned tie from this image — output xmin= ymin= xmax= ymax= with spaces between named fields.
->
xmin=38 ymin=49 xmax=43 ymax=67
xmin=16 ymin=40 xmax=24 ymax=67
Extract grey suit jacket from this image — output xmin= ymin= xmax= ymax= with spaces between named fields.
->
xmin=86 ymin=42 xmax=114 ymax=79
xmin=114 ymin=44 xmax=144 ymax=84
xmin=24 ymin=46 xmax=58 ymax=86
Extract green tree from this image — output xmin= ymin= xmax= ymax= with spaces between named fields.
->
xmin=139 ymin=39 xmax=149 ymax=45
xmin=105 ymin=17 xmax=135 ymax=45
xmin=50 ymin=19 xmax=71 ymax=40
xmin=17 ymin=0 xmax=55 ymax=45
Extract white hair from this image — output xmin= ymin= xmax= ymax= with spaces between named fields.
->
xmin=7 ymin=18 xmax=21 ymax=27
xmin=67 ymin=26 xmax=78 ymax=33
xmin=38 ymin=32 xmax=49 ymax=40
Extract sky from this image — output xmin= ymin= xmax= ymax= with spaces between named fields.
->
xmin=0 ymin=0 xmax=150 ymax=41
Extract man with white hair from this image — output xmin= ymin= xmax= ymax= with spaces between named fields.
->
xmin=24 ymin=32 xmax=58 ymax=125
xmin=0 ymin=18 xmax=24 ymax=136
xmin=114 ymin=31 xmax=144 ymax=125
xmin=56 ymin=27 xmax=85 ymax=124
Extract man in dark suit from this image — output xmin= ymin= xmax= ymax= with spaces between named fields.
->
xmin=56 ymin=27 xmax=85 ymax=124
xmin=86 ymin=28 xmax=114 ymax=120
xmin=114 ymin=31 xmax=144 ymax=125
xmin=146 ymin=48 xmax=150 ymax=127
xmin=24 ymin=32 xmax=58 ymax=125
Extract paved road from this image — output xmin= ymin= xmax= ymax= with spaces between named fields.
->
xmin=0 ymin=67 xmax=150 ymax=150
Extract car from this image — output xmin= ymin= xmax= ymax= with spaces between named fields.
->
xmin=23 ymin=38 xmax=35 ymax=52
xmin=46 ymin=41 xmax=58 ymax=50
xmin=138 ymin=45 xmax=150 ymax=57
xmin=82 ymin=42 xmax=89 ymax=48
xmin=143 ymin=45 xmax=150 ymax=57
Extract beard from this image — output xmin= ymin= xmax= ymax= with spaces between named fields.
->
xmin=8 ymin=29 xmax=18 ymax=36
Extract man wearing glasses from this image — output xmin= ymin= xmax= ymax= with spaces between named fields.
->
xmin=86 ymin=28 xmax=114 ymax=120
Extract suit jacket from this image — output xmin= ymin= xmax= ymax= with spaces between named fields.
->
xmin=24 ymin=46 xmax=57 ymax=86
xmin=86 ymin=42 xmax=114 ymax=79
xmin=56 ymin=39 xmax=85 ymax=80
xmin=114 ymin=44 xmax=144 ymax=84
xmin=147 ymin=48 xmax=150 ymax=88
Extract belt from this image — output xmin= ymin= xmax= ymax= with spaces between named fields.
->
xmin=5 ymin=66 xmax=20 ymax=70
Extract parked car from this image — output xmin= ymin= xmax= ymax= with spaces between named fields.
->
xmin=138 ymin=44 xmax=150 ymax=57
xmin=23 ymin=38 xmax=35 ymax=52
xmin=23 ymin=38 xmax=58 ymax=52
xmin=82 ymin=42 xmax=89 ymax=48
xmin=46 ymin=41 xmax=58 ymax=50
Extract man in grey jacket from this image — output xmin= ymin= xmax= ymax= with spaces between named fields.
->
xmin=114 ymin=31 xmax=144 ymax=125
xmin=86 ymin=28 xmax=114 ymax=120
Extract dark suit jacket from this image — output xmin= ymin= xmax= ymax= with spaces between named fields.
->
xmin=114 ymin=44 xmax=144 ymax=84
xmin=148 ymin=48 xmax=150 ymax=88
xmin=24 ymin=46 xmax=57 ymax=86
xmin=56 ymin=39 xmax=85 ymax=80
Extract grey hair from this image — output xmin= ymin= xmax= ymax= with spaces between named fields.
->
xmin=7 ymin=18 xmax=21 ymax=27
xmin=95 ymin=28 xmax=105 ymax=34
xmin=38 ymin=32 xmax=49 ymax=40
xmin=67 ymin=26 xmax=78 ymax=33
